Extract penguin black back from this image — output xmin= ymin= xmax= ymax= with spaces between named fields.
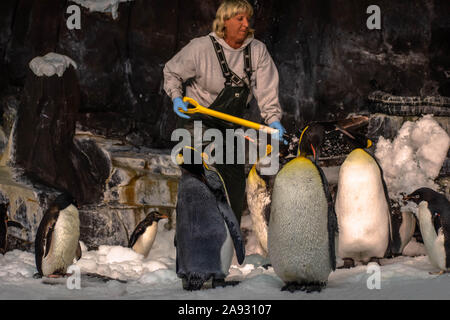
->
xmin=298 ymin=124 xmax=325 ymax=160
xmin=53 ymin=193 xmax=77 ymax=211
xmin=128 ymin=211 xmax=166 ymax=248
xmin=34 ymin=193 xmax=78 ymax=276
xmin=406 ymin=187 xmax=450 ymax=267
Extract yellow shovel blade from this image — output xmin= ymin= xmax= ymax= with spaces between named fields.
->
xmin=181 ymin=96 xmax=279 ymax=135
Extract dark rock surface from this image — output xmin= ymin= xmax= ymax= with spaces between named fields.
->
xmin=0 ymin=0 xmax=448 ymax=145
xmin=13 ymin=66 xmax=110 ymax=205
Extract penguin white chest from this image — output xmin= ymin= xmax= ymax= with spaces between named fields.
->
xmin=220 ymin=221 xmax=234 ymax=275
xmin=132 ymin=222 xmax=158 ymax=258
xmin=42 ymin=205 xmax=80 ymax=276
xmin=335 ymin=150 xmax=390 ymax=262
xmin=269 ymin=158 xmax=330 ymax=283
xmin=417 ymin=201 xmax=447 ymax=271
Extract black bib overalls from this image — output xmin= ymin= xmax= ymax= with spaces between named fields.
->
xmin=177 ymin=36 xmax=252 ymax=223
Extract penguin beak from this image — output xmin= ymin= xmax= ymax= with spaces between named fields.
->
xmin=156 ymin=212 xmax=169 ymax=220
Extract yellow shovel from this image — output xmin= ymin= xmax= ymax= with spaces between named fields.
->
xmin=181 ymin=97 xmax=280 ymax=135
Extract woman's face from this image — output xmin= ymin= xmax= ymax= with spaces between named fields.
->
xmin=224 ymin=12 xmax=250 ymax=43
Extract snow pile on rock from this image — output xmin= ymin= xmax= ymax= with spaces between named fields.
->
xmin=29 ymin=52 xmax=77 ymax=77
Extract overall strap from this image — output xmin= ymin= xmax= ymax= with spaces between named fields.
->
xmin=210 ymin=36 xmax=252 ymax=87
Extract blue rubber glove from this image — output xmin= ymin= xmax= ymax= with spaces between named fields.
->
xmin=173 ymin=97 xmax=190 ymax=119
xmin=269 ymin=121 xmax=288 ymax=145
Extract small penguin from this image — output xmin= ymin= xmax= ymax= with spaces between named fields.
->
xmin=268 ymin=125 xmax=338 ymax=293
xmin=35 ymin=193 xmax=81 ymax=277
xmin=246 ymin=145 xmax=275 ymax=255
xmin=404 ymin=188 xmax=450 ymax=274
xmin=175 ymin=147 xmax=245 ymax=290
xmin=389 ymin=203 xmax=417 ymax=256
xmin=129 ymin=210 xmax=168 ymax=258
xmin=335 ymin=133 xmax=392 ymax=268
xmin=0 ymin=202 xmax=26 ymax=254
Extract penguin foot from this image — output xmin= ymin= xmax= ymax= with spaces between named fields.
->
xmin=33 ymin=273 xmax=43 ymax=279
xmin=338 ymin=258 xmax=355 ymax=269
xmin=304 ymin=282 xmax=326 ymax=293
xmin=262 ymin=263 xmax=272 ymax=270
xmin=281 ymin=282 xmax=326 ymax=293
xmin=281 ymin=282 xmax=305 ymax=293
xmin=182 ymin=275 xmax=207 ymax=291
xmin=429 ymin=270 xmax=447 ymax=276
xmin=212 ymin=278 xmax=240 ymax=289
xmin=47 ymin=273 xmax=73 ymax=278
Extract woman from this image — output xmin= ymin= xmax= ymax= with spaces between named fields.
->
xmin=164 ymin=0 xmax=285 ymax=223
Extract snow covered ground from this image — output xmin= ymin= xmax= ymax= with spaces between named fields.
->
xmin=1 ymin=115 xmax=448 ymax=300
xmin=0 ymin=218 xmax=449 ymax=300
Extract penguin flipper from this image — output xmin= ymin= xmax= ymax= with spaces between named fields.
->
xmin=217 ymin=201 xmax=246 ymax=264
xmin=35 ymin=206 xmax=59 ymax=275
xmin=128 ymin=220 xmax=148 ymax=248
xmin=205 ymin=168 xmax=245 ymax=264
xmin=316 ymin=163 xmax=338 ymax=271
xmin=76 ymin=242 xmax=82 ymax=261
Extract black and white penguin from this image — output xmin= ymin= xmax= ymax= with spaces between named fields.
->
xmin=246 ymin=145 xmax=275 ymax=256
xmin=0 ymin=202 xmax=25 ymax=255
xmin=404 ymin=188 xmax=450 ymax=274
xmin=129 ymin=210 xmax=168 ymax=258
xmin=35 ymin=193 xmax=81 ymax=277
xmin=268 ymin=125 xmax=338 ymax=293
xmin=389 ymin=203 xmax=417 ymax=256
xmin=175 ymin=147 xmax=245 ymax=290
xmin=334 ymin=133 xmax=392 ymax=267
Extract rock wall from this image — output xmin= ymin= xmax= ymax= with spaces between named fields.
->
xmin=0 ymin=1 xmax=448 ymax=252
xmin=1 ymin=0 xmax=449 ymax=143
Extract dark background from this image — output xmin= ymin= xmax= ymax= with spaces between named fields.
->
xmin=1 ymin=0 xmax=448 ymax=146
xmin=0 ymin=0 xmax=448 ymax=206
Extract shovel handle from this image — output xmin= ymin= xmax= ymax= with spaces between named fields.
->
xmin=182 ymin=97 xmax=279 ymax=135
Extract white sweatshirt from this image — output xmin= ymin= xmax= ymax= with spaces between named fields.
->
xmin=163 ymin=32 xmax=282 ymax=125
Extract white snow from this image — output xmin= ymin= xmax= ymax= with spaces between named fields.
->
xmin=375 ymin=115 xmax=449 ymax=204
xmin=0 ymin=216 xmax=448 ymax=300
xmin=70 ymin=0 xmax=134 ymax=20
xmin=29 ymin=52 xmax=77 ymax=77
xmin=0 ymin=115 xmax=449 ymax=299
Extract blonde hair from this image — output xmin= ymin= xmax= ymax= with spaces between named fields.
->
xmin=212 ymin=0 xmax=255 ymax=39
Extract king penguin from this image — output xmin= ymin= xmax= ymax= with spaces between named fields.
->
xmin=246 ymin=145 xmax=275 ymax=256
xmin=334 ymin=132 xmax=392 ymax=268
xmin=175 ymin=147 xmax=245 ymax=290
xmin=129 ymin=210 xmax=168 ymax=258
xmin=268 ymin=124 xmax=338 ymax=293
xmin=0 ymin=202 xmax=25 ymax=255
xmin=35 ymin=193 xmax=81 ymax=277
xmin=404 ymin=188 xmax=450 ymax=274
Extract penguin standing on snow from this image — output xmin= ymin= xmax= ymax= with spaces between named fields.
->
xmin=175 ymin=147 xmax=245 ymax=290
xmin=404 ymin=188 xmax=450 ymax=274
xmin=0 ymin=202 xmax=26 ymax=254
xmin=246 ymin=145 xmax=276 ymax=256
xmin=334 ymin=131 xmax=392 ymax=268
xmin=129 ymin=210 xmax=168 ymax=258
xmin=268 ymin=124 xmax=338 ymax=293
xmin=35 ymin=193 xmax=82 ymax=277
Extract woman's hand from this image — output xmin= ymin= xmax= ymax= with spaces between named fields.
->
xmin=173 ymin=97 xmax=191 ymax=119
xmin=269 ymin=121 xmax=287 ymax=145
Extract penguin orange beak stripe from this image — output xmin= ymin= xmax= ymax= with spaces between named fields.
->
xmin=311 ymin=144 xmax=316 ymax=161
